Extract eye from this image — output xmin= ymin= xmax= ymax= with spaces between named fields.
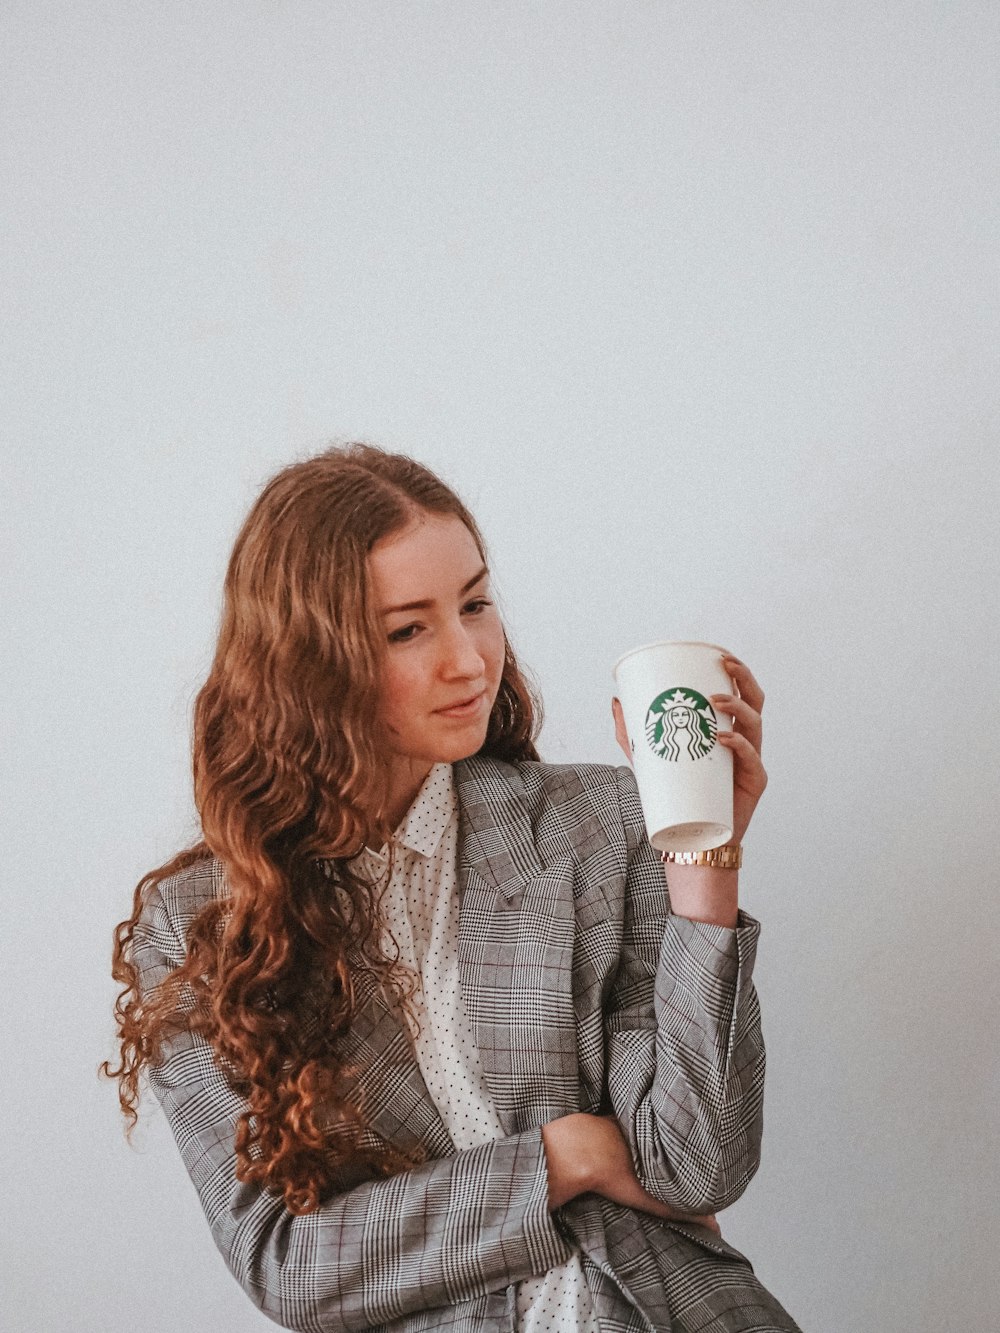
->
xmin=463 ymin=598 xmax=493 ymax=615
xmin=387 ymin=623 xmax=421 ymax=644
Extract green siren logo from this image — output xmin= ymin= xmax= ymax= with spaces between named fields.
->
xmin=645 ymin=687 xmax=718 ymax=761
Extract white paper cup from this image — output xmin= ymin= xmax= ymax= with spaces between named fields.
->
xmin=612 ymin=640 xmax=734 ymax=853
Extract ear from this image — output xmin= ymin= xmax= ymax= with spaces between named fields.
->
xmin=611 ymin=697 xmax=633 ymax=764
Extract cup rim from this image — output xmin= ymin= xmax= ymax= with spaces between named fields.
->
xmin=611 ymin=639 xmax=729 ymax=677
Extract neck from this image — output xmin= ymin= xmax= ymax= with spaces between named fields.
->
xmin=385 ymin=757 xmax=434 ymax=831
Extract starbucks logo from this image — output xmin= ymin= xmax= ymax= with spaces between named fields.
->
xmin=645 ymin=688 xmax=718 ymax=761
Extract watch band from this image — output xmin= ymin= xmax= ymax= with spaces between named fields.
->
xmin=660 ymin=844 xmax=743 ymax=870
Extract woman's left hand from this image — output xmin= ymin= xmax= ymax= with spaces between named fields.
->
xmin=710 ymin=654 xmax=767 ymax=846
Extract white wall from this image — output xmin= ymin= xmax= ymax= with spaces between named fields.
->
xmin=3 ymin=3 xmax=998 ymax=1329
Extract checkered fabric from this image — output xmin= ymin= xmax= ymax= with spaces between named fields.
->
xmin=135 ymin=758 xmax=801 ymax=1332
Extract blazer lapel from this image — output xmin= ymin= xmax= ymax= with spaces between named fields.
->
xmin=336 ymin=960 xmax=454 ymax=1162
xmin=454 ymin=757 xmax=581 ymax=1134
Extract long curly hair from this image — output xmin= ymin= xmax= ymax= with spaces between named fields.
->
xmin=102 ymin=442 xmax=541 ymax=1214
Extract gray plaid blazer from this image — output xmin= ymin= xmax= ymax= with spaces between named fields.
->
xmin=136 ymin=758 xmax=801 ymax=1332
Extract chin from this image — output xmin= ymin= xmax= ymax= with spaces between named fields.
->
xmin=443 ymin=737 xmax=490 ymax=764
xmin=435 ymin=723 xmax=492 ymax=764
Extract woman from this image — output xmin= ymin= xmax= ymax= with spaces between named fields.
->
xmin=105 ymin=443 xmax=801 ymax=1332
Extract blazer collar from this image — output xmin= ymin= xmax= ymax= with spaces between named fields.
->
xmin=454 ymin=754 xmax=543 ymax=899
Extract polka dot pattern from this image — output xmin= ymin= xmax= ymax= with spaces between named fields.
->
xmin=356 ymin=763 xmax=599 ymax=1332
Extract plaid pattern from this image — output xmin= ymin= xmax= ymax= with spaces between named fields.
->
xmin=135 ymin=758 xmax=801 ymax=1332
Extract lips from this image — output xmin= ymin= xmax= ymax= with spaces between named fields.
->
xmin=435 ymin=690 xmax=487 ymax=716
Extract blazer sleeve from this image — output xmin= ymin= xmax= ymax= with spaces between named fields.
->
xmin=134 ymin=880 xmax=573 ymax=1333
xmin=601 ymin=764 xmax=766 ymax=1215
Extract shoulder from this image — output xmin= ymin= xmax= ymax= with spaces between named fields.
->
xmin=134 ymin=854 xmax=228 ymax=966
xmin=157 ymin=854 xmax=227 ymax=926
xmin=460 ymin=755 xmax=641 ymax=820
xmin=456 ymin=756 xmax=646 ymax=864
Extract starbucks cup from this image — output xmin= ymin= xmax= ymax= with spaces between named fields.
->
xmin=612 ymin=640 xmax=734 ymax=853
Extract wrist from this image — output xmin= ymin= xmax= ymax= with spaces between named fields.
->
xmin=661 ymin=858 xmax=740 ymax=928
xmin=541 ymin=1114 xmax=596 ymax=1208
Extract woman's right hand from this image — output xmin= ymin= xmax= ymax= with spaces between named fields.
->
xmin=541 ymin=1113 xmax=720 ymax=1234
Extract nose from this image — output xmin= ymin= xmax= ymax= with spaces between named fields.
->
xmin=438 ymin=620 xmax=486 ymax=680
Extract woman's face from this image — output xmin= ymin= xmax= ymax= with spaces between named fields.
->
xmin=369 ymin=512 xmax=506 ymax=816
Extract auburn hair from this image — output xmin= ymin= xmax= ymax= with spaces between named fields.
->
xmin=102 ymin=442 xmax=541 ymax=1213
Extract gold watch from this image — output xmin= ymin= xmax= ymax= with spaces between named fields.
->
xmin=660 ymin=844 xmax=743 ymax=870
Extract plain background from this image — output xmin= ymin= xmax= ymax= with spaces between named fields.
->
xmin=2 ymin=3 xmax=998 ymax=1330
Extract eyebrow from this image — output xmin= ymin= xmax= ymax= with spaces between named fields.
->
xmin=380 ymin=565 xmax=490 ymax=616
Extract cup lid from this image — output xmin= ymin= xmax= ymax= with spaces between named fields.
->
xmin=611 ymin=639 xmax=729 ymax=677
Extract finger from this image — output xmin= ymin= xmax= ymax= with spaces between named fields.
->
xmin=611 ymin=697 xmax=634 ymax=764
xmin=721 ymin=655 xmax=765 ymax=714
xmin=709 ymin=693 xmax=762 ymax=750
xmin=716 ymin=731 xmax=768 ymax=793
